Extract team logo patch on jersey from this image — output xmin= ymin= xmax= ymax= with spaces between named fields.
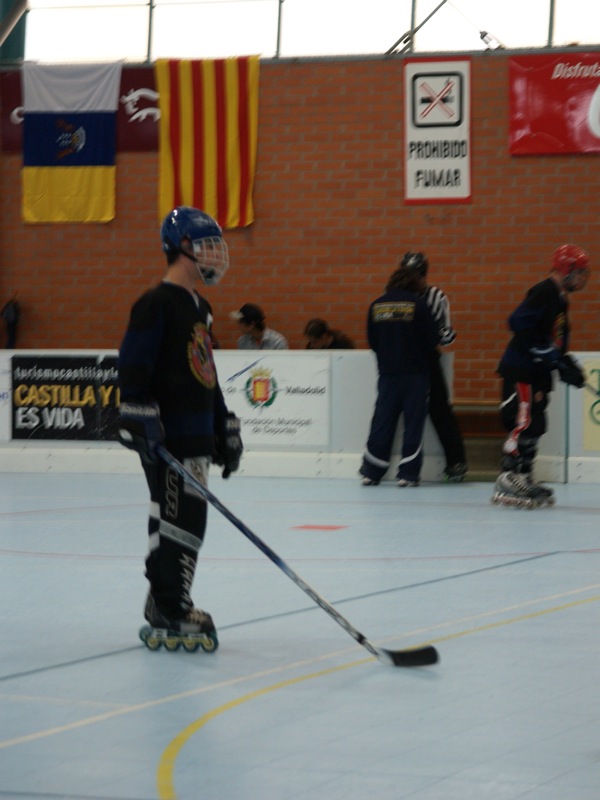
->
xmin=188 ymin=324 xmax=216 ymax=388
xmin=245 ymin=367 xmax=278 ymax=408
xmin=372 ymin=301 xmax=416 ymax=323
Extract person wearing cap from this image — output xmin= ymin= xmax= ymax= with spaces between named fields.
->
xmin=230 ymin=303 xmax=288 ymax=350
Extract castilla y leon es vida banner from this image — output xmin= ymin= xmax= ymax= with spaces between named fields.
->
xmin=4 ymin=352 xmax=330 ymax=448
xmin=9 ymin=354 xmax=120 ymax=440
xmin=404 ymin=58 xmax=471 ymax=204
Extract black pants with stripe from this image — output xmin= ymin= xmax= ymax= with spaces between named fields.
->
xmin=499 ymin=377 xmax=550 ymax=474
xmin=142 ymin=457 xmax=208 ymax=620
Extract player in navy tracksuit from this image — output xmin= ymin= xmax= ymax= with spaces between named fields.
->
xmin=492 ymin=244 xmax=590 ymax=508
xmin=117 ymin=206 xmax=243 ymax=650
xmin=359 ymin=265 xmax=440 ymax=486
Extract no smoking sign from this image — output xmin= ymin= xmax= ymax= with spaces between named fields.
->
xmin=411 ymin=71 xmax=463 ymax=127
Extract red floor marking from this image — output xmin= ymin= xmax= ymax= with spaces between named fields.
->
xmin=293 ymin=525 xmax=348 ymax=530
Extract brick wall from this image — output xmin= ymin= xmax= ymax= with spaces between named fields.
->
xmin=1 ymin=53 xmax=598 ymax=402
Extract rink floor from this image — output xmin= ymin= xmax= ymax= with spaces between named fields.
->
xmin=1 ymin=470 xmax=600 ymax=800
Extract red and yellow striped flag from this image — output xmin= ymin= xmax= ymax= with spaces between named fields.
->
xmin=155 ymin=57 xmax=260 ymax=229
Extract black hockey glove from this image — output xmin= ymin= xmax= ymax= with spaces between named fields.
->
xmin=557 ymin=354 xmax=585 ymax=388
xmin=530 ymin=345 xmax=560 ymax=367
xmin=117 ymin=401 xmax=165 ymax=464
xmin=214 ymin=412 xmax=243 ymax=479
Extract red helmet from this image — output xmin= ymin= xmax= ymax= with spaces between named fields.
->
xmin=552 ymin=244 xmax=590 ymax=277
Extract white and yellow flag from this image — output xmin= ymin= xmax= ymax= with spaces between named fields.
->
xmin=21 ymin=61 xmax=122 ymax=223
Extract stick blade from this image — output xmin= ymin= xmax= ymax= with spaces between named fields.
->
xmin=380 ymin=645 xmax=439 ymax=667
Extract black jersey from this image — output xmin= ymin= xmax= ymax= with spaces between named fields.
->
xmin=497 ymin=277 xmax=569 ymax=383
xmin=367 ymin=288 xmax=440 ymax=375
xmin=118 ymin=282 xmax=226 ymax=459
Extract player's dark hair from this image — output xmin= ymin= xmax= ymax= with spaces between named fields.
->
xmin=304 ymin=318 xmax=330 ymax=338
xmin=386 ymin=267 xmax=423 ymax=293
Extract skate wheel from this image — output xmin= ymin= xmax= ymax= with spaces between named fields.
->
xmin=200 ymin=633 xmax=218 ymax=653
xmin=164 ymin=636 xmax=180 ymax=652
xmin=140 ymin=627 xmax=163 ymax=651
xmin=182 ymin=639 xmax=200 ymax=653
xmin=139 ymin=625 xmax=161 ymax=651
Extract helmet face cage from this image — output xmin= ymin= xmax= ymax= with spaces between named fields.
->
xmin=191 ymin=236 xmax=229 ymax=286
xmin=161 ymin=206 xmax=229 ymax=285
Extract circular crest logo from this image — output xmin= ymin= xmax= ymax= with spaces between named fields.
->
xmin=245 ymin=367 xmax=277 ymax=407
xmin=188 ymin=323 xmax=216 ymax=388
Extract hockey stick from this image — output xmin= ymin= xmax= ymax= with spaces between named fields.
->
xmin=584 ymin=382 xmax=600 ymax=398
xmin=156 ymin=446 xmax=438 ymax=668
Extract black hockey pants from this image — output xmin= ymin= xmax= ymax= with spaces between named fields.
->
xmin=428 ymin=354 xmax=466 ymax=468
xmin=499 ymin=378 xmax=550 ymax=475
xmin=142 ymin=456 xmax=209 ymax=620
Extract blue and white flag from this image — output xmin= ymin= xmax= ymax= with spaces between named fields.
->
xmin=22 ymin=61 xmax=122 ymax=223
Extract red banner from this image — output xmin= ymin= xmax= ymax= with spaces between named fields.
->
xmin=1 ymin=66 xmax=159 ymax=153
xmin=510 ymin=54 xmax=600 ymax=155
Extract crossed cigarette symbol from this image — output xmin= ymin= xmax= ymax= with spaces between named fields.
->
xmin=419 ymin=80 xmax=455 ymax=119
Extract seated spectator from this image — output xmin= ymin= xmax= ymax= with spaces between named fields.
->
xmin=304 ymin=318 xmax=355 ymax=349
xmin=230 ymin=303 xmax=288 ymax=350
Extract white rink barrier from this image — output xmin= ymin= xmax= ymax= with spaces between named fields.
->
xmin=0 ymin=349 xmax=598 ymax=483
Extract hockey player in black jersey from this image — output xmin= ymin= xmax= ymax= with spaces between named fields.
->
xmin=117 ymin=206 xmax=243 ymax=651
xmin=493 ymin=244 xmax=590 ymax=509
xmin=359 ymin=264 xmax=440 ymax=487
xmin=400 ymin=252 xmax=468 ymax=482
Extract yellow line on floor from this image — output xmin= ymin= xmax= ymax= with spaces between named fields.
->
xmin=156 ymin=590 xmax=600 ymax=799
xmin=2 ymin=585 xmax=599 ymax=755
xmin=0 ymin=652 xmax=364 ymax=751
xmin=157 ymin=662 xmax=363 ymax=800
